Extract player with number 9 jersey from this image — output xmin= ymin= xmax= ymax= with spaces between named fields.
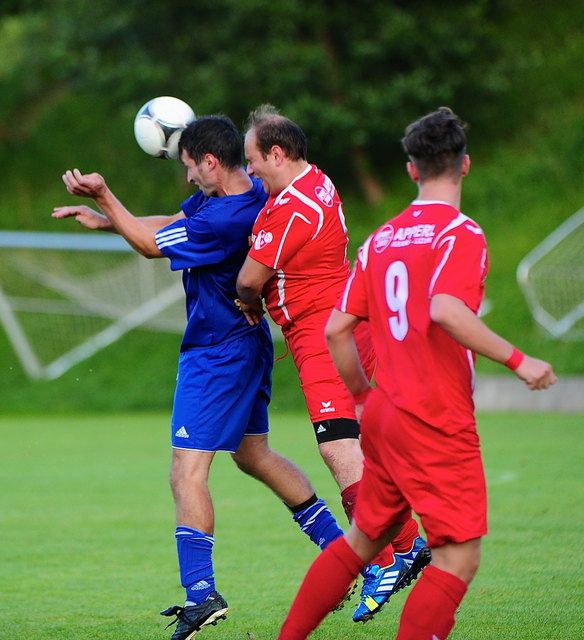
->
xmin=339 ymin=201 xmax=488 ymax=433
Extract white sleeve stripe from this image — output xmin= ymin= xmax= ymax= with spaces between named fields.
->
xmin=340 ymin=235 xmax=371 ymax=311
xmin=357 ymin=235 xmax=373 ymax=270
xmin=467 ymin=348 xmax=476 ymax=390
xmin=276 ymin=269 xmax=292 ymax=322
xmin=157 ymin=236 xmax=189 ymax=249
xmin=431 ymin=213 xmax=469 ymax=249
xmin=287 ymin=185 xmax=324 ymax=239
xmin=273 ymin=211 xmax=312 ymax=268
xmin=156 ymin=227 xmax=187 ymax=240
xmin=429 ymin=235 xmax=455 ymax=295
xmin=465 ymin=223 xmax=484 ymax=235
xmin=339 ymin=268 xmax=357 ymax=312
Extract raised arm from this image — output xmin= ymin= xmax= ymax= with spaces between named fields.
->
xmin=52 ymin=169 xmax=184 ymax=258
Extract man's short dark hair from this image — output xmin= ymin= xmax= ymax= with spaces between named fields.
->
xmin=246 ymin=104 xmax=307 ymax=161
xmin=401 ymin=107 xmax=468 ymax=180
xmin=178 ymin=115 xmax=242 ymax=169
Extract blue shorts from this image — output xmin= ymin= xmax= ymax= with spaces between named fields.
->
xmin=170 ymin=325 xmax=273 ymax=452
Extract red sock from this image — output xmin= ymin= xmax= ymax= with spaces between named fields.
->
xmin=370 ymin=543 xmax=396 ymax=569
xmin=372 ymin=516 xmax=420 ymax=567
xmin=392 ymin=517 xmax=420 ymax=554
xmin=277 ymin=536 xmax=364 ymax=640
xmin=340 ymin=481 xmax=359 ymax=522
xmin=396 ymin=565 xmax=467 ymax=640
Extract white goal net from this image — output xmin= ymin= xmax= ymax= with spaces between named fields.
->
xmin=0 ymin=231 xmax=185 ymax=379
xmin=517 ymin=207 xmax=584 ymax=339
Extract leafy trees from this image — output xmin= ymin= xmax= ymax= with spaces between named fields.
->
xmin=2 ymin=0 xmax=514 ymax=201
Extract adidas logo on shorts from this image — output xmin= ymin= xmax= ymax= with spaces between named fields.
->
xmin=175 ymin=426 xmax=190 ymax=438
xmin=316 ymin=424 xmax=327 ymax=434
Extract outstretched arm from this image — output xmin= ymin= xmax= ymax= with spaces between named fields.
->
xmin=430 ymin=293 xmax=557 ymax=390
xmin=52 ymin=169 xmax=183 ymax=258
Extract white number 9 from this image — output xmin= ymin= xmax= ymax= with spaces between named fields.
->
xmin=385 ymin=261 xmax=409 ymax=341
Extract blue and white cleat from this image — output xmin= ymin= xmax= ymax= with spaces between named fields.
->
xmin=352 ymin=556 xmax=408 ymax=623
xmin=394 ymin=536 xmax=432 ymax=593
xmin=352 ymin=537 xmax=431 ymax=623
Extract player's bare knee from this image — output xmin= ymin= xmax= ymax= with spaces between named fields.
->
xmin=232 ymin=435 xmax=271 ymax=473
xmin=170 ymin=449 xmax=213 ymax=491
xmin=231 ymin=446 xmax=270 ymax=477
xmin=432 ymin=538 xmax=482 ymax=585
xmin=231 ymin=450 xmax=255 ymax=476
xmin=314 ymin=420 xmax=361 ymax=471
xmin=466 ymin=544 xmax=481 ymax=582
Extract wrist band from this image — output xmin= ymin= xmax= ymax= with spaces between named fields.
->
xmin=352 ymin=387 xmax=372 ymax=405
xmin=504 ymin=348 xmax=525 ymax=370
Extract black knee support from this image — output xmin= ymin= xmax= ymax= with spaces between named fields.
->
xmin=311 ymin=417 xmax=360 ymax=444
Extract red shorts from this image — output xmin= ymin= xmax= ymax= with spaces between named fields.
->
xmin=354 ymin=387 xmax=488 ymax=548
xmin=284 ymin=311 xmax=375 ymax=423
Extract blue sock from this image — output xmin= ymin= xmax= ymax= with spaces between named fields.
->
xmin=292 ymin=497 xmax=343 ymax=550
xmin=175 ymin=526 xmax=215 ymax=605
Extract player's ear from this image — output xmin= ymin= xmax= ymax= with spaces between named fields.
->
xmin=271 ymin=145 xmax=285 ymax=166
xmin=204 ymin=153 xmax=218 ymax=170
xmin=461 ymin=154 xmax=471 ymax=177
xmin=406 ymin=161 xmax=419 ymax=182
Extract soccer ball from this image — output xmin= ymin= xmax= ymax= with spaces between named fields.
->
xmin=134 ymin=96 xmax=196 ymax=160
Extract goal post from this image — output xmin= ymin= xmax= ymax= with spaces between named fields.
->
xmin=0 ymin=230 xmax=185 ymax=379
xmin=517 ymin=206 xmax=584 ymax=339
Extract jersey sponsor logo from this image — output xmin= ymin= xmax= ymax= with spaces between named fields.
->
xmin=253 ymin=229 xmax=273 ymax=250
xmin=175 ymin=426 xmax=190 ymax=438
xmin=374 ymin=225 xmax=394 ymax=253
xmin=314 ymin=175 xmax=335 ymax=207
xmin=391 ymin=224 xmax=436 ymax=247
xmin=319 ymin=400 xmax=336 ymax=414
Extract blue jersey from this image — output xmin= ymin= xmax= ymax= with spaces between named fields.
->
xmin=155 ymin=177 xmax=268 ymax=349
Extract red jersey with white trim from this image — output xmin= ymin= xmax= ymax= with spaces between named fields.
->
xmin=338 ymin=200 xmax=488 ymax=433
xmin=249 ymin=164 xmax=350 ymax=330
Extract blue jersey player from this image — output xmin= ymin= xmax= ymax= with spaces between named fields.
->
xmin=53 ymin=115 xmax=344 ymax=640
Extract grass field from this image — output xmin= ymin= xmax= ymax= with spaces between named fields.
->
xmin=1 ymin=410 xmax=582 ymax=640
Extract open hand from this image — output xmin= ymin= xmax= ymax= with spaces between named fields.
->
xmin=62 ymin=168 xmax=107 ymax=199
xmin=52 ymin=205 xmax=110 ymax=230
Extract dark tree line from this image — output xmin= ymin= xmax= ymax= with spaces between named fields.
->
xmin=0 ymin=0 xmax=572 ymax=200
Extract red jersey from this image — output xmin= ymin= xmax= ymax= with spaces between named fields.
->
xmin=249 ymin=164 xmax=350 ymax=331
xmin=339 ymin=200 xmax=488 ymax=433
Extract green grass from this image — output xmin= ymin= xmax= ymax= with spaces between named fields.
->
xmin=1 ymin=410 xmax=582 ymax=639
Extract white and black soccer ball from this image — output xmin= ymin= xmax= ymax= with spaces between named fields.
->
xmin=134 ymin=96 xmax=196 ymax=160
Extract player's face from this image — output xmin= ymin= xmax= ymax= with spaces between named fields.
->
xmin=181 ymin=151 xmax=217 ymax=197
xmin=244 ymin=130 xmax=276 ymax=195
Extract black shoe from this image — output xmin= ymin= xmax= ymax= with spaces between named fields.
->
xmin=160 ymin=591 xmax=228 ymax=640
